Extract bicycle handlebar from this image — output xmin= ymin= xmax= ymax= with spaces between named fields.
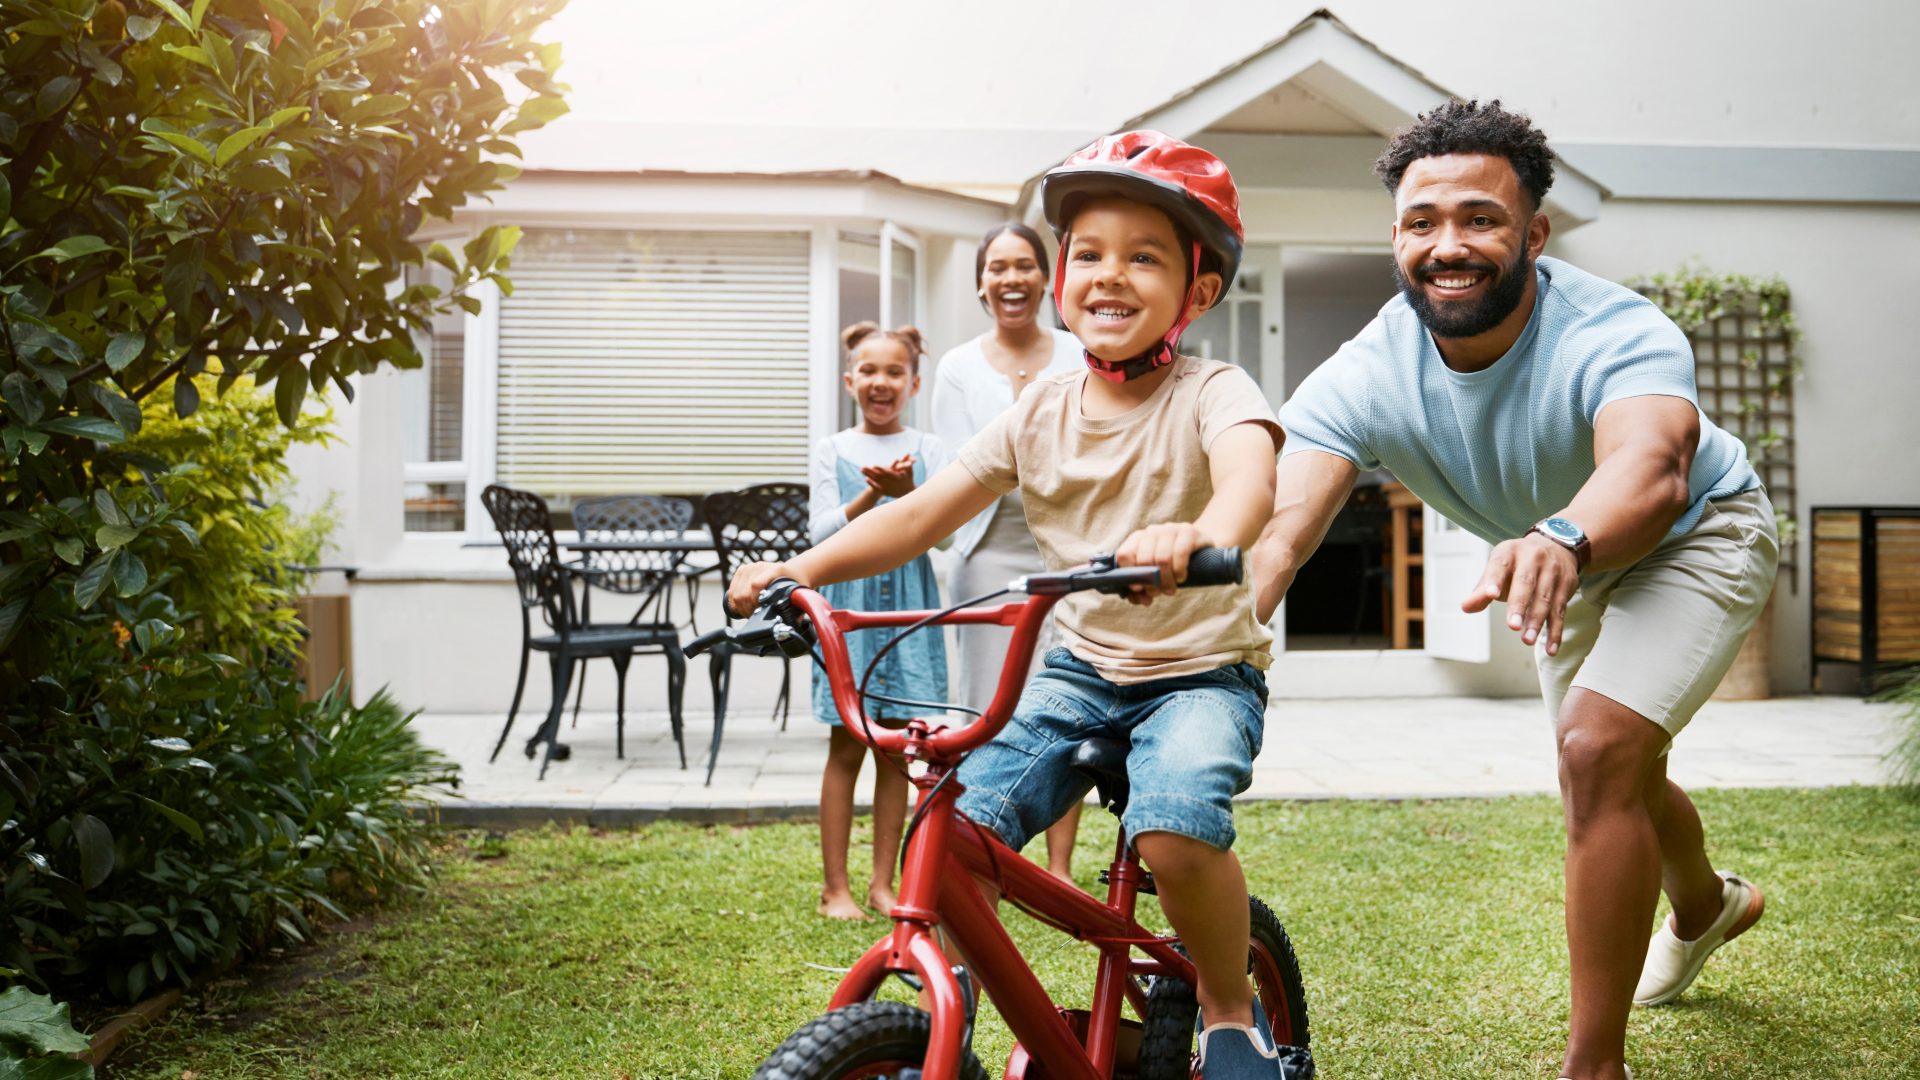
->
xmin=684 ymin=547 xmax=1244 ymax=759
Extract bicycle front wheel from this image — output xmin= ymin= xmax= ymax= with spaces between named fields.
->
xmin=752 ymin=1001 xmax=989 ymax=1080
xmin=1136 ymin=893 xmax=1312 ymax=1078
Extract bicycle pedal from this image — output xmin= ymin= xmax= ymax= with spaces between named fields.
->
xmin=1098 ymin=869 xmax=1155 ymax=895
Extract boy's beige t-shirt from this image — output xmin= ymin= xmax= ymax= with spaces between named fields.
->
xmin=957 ymin=355 xmax=1282 ymax=685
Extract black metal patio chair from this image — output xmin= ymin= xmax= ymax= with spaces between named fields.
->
xmin=481 ymin=484 xmax=687 ymax=778
xmin=563 ymin=494 xmax=697 ymax=738
xmin=698 ymin=482 xmax=810 ymax=784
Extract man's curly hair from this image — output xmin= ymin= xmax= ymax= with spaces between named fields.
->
xmin=1374 ymin=100 xmax=1556 ymax=210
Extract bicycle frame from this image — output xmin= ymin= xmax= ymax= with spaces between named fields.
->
xmin=787 ymin=587 xmax=1199 ymax=1080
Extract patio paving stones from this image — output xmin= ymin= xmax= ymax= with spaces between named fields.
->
xmin=409 ymin=695 xmax=1907 ymax=829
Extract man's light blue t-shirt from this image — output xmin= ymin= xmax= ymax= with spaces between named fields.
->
xmin=1278 ymin=256 xmax=1758 ymax=546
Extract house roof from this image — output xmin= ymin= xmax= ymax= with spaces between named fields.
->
xmin=515 ymin=166 xmax=1007 ymax=210
xmin=474 ymin=167 xmax=1011 ymax=238
xmin=1011 ymin=9 xmax=1605 ymax=230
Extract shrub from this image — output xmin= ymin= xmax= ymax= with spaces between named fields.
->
xmin=1883 ymin=668 xmax=1920 ymax=791
xmin=3 ymin=380 xmax=455 ymax=1000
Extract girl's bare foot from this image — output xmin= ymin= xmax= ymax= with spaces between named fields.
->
xmin=819 ymin=890 xmax=869 ymax=920
xmin=1048 ymin=868 xmax=1078 ymax=888
xmin=866 ymin=883 xmax=898 ymax=913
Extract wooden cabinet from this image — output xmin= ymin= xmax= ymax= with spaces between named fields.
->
xmin=1384 ymin=483 xmax=1424 ymax=650
xmin=1811 ymin=507 xmax=1920 ymax=692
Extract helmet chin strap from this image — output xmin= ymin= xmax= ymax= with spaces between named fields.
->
xmin=1056 ymin=239 xmax=1204 ymax=384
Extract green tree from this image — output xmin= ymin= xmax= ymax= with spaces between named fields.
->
xmin=2 ymin=0 xmax=566 ymax=653
xmin=0 ymin=0 xmax=566 ymax=995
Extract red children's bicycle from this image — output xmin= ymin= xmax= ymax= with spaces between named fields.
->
xmin=688 ymin=548 xmax=1311 ymax=1080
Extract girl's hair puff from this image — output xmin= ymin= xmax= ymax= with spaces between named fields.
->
xmin=842 ymin=321 xmax=926 ymax=373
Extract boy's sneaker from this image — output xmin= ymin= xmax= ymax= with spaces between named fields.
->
xmin=1633 ymin=870 xmax=1765 ymax=1007
xmin=1197 ymin=1005 xmax=1314 ymax=1078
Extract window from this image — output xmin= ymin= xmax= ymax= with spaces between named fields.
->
xmin=492 ymin=228 xmax=813 ymax=507
xmin=400 ymin=260 xmax=467 ymax=532
xmin=833 ymin=227 xmax=919 ymax=429
xmin=1184 ymin=265 xmax=1265 ymax=383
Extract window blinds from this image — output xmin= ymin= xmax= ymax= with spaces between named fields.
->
xmin=495 ymin=228 xmax=813 ymax=497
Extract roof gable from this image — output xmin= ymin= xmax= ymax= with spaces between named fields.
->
xmin=1019 ymin=10 xmax=1603 ymax=229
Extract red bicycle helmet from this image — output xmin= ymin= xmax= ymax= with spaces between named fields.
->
xmin=1041 ymin=130 xmax=1245 ymax=381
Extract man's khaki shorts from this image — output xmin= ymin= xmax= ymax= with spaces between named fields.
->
xmin=1537 ymin=487 xmax=1780 ymax=739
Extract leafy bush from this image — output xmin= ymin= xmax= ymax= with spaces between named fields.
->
xmin=3 ymin=381 xmax=455 ymax=1000
xmin=1 ymin=0 xmax=564 ymax=1001
xmin=1882 ymin=668 xmax=1920 ymax=791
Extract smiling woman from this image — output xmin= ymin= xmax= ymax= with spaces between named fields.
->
xmin=930 ymin=223 xmax=1085 ymax=880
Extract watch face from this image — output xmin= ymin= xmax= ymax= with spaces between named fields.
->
xmin=1541 ymin=517 xmax=1584 ymax=544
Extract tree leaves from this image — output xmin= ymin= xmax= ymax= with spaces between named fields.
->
xmin=274 ymin=361 xmax=307 ymax=426
xmin=342 ymin=94 xmax=409 ymax=124
xmin=91 ymin=384 xmax=142 ymax=435
xmin=147 ymin=0 xmax=193 ymax=31
xmin=94 ymin=524 xmax=139 ymax=551
xmin=47 ymin=236 xmax=111 ymax=262
xmin=146 ymin=129 xmax=213 ymax=166
xmin=39 ymin=417 xmax=125 ymax=443
xmin=132 ymin=794 xmax=204 ymax=843
xmin=72 ymin=554 xmax=113 ymax=608
xmin=104 ymin=334 xmax=144 ymax=372
xmin=73 ymin=814 xmax=115 ymax=889
xmin=214 ymin=126 xmax=269 ymax=167
xmin=113 ymin=550 xmax=148 ymax=596
xmin=172 ymin=375 xmax=199 ymax=419
xmin=35 ymin=76 xmax=80 ymax=119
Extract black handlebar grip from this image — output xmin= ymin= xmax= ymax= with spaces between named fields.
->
xmin=684 ymin=627 xmax=728 ymax=658
xmin=1181 ymin=546 xmax=1243 ymax=588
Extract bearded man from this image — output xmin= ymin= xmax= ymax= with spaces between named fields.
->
xmin=1252 ymin=101 xmax=1778 ymax=1080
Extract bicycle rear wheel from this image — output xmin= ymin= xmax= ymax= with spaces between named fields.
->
xmin=752 ymin=1001 xmax=989 ymax=1080
xmin=1136 ymin=893 xmax=1312 ymax=1078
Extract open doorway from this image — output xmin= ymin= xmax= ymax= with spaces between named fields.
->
xmin=1277 ymin=247 xmax=1408 ymax=651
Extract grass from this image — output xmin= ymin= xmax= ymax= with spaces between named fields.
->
xmin=106 ymin=787 xmax=1919 ymax=1079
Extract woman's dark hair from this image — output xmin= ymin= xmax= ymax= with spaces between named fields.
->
xmin=1373 ymin=99 xmax=1556 ymax=211
xmin=973 ymin=222 xmax=1051 ymax=288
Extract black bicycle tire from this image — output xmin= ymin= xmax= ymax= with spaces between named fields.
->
xmin=751 ymin=1000 xmax=989 ymax=1080
xmin=1136 ymin=893 xmax=1312 ymax=1079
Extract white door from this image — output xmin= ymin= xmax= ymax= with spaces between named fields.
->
xmin=1421 ymin=505 xmax=1492 ymax=662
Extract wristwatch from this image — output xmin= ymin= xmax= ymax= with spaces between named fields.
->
xmin=1528 ymin=517 xmax=1591 ymax=570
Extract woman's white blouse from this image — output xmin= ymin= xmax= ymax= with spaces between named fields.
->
xmin=929 ymin=327 xmax=1082 ymax=558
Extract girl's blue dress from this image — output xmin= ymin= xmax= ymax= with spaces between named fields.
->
xmin=811 ymin=437 xmax=949 ymax=726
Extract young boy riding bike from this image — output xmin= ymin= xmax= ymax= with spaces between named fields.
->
xmin=729 ymin=130 xmax=1299 ymax=1077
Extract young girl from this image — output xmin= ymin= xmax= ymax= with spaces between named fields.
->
xmin=806 ymin=322 xmax=949 ymax=919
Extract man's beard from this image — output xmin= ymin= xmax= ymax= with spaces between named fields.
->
xmin=1393 ymin=244 xmax=1532 ymax=340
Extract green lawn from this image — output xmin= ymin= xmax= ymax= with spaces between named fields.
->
xmin=107 ymin=788 xmax=1919 ymax=1079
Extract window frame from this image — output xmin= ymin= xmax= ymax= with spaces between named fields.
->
xmin=413 ymin=215 xmax=898 ymax=543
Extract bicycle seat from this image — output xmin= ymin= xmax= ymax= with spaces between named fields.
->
xmin=1069 ymin=737 xmax=1130 ymax=815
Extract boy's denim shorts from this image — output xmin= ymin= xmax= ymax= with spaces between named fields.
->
xmin=954 ymin=647 xmax=1267 ymax=853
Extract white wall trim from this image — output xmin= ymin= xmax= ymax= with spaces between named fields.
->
xmin=1559 ymin=142 xmax=1920 ymax=205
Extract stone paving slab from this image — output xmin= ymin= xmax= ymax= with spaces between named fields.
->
xmin=410 ymin=695 xmax=1907 ymax=829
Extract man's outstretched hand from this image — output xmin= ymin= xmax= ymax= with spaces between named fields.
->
xmin=1463 ymin=534 xmax=1581 ymax=655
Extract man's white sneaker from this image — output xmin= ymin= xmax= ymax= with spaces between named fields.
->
xmin=1633 ymin=870 xmax=1765 ymax=1007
